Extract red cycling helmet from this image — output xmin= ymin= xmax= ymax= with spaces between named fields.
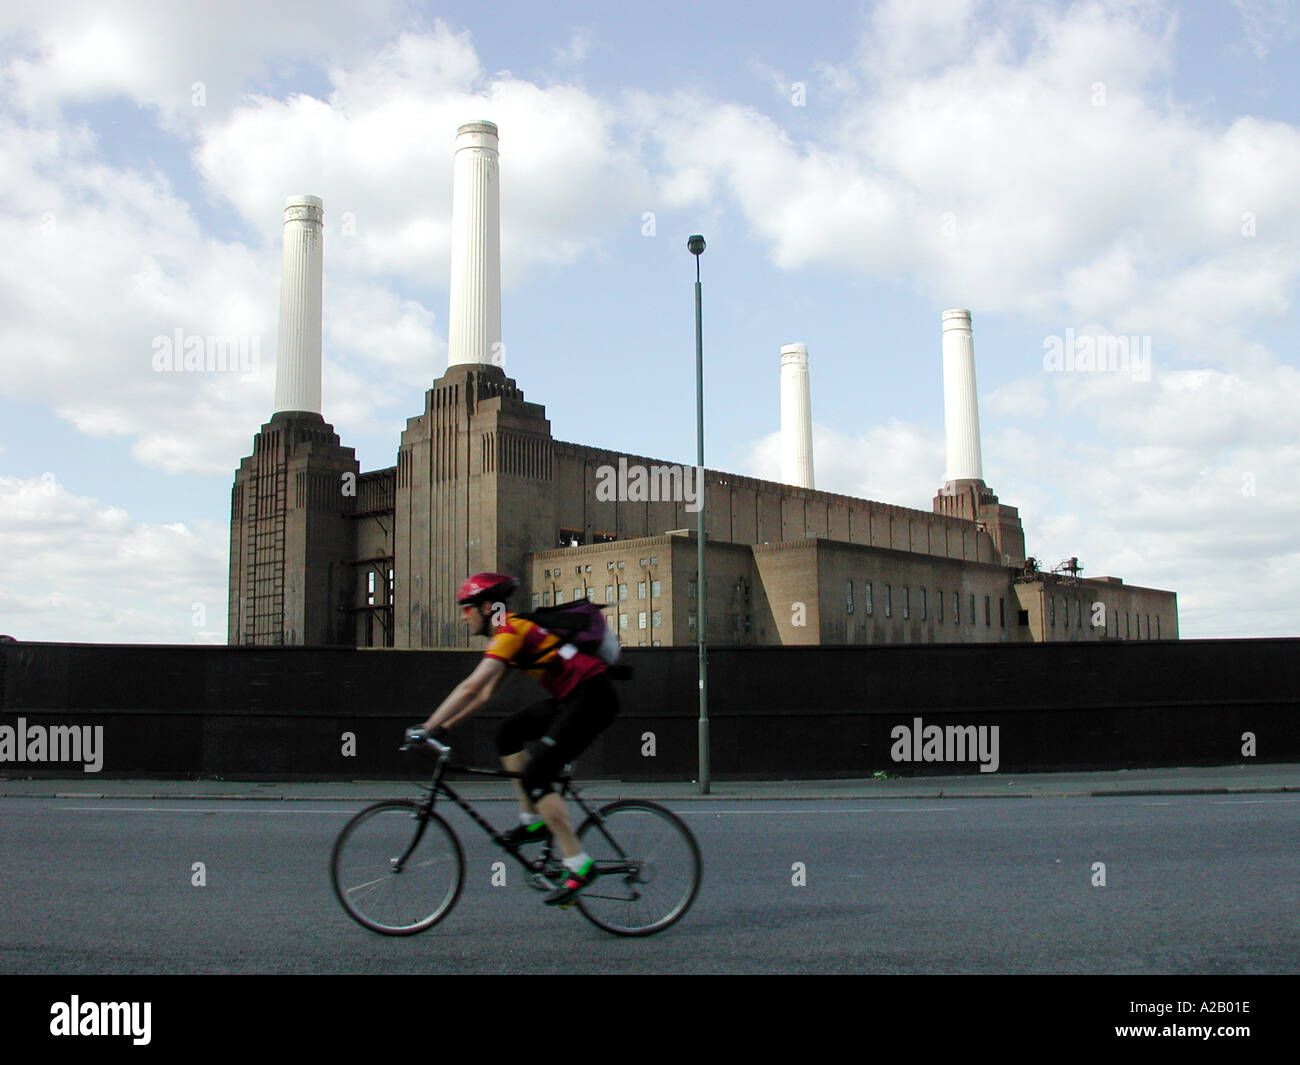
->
xmin=457 ymin=572 xmax=518 ymax=605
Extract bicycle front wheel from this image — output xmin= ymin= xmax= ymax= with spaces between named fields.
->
xmin=575 ymin=800 xmax=701 ymax=936
xmin=330 ymin=800 xmax=464 ymax=935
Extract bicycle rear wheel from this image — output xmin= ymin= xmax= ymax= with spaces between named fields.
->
xmin=330 ymin=800 xmax=464 ymax=935
xmin=574 ymin=800 xmax=701 ymax=936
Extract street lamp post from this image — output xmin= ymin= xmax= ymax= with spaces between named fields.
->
xmin=688 ymin=234 xmax=709 ymax=795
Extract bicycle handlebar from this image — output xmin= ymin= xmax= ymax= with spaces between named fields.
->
xmin=400 ymin=732 xmax=452 ymax=758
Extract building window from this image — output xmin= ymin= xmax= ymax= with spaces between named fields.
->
xmin=1076 ymin=600 xmax=1082 ymax=628
xmin=638 ymin=580 xmax=647 ymax=599
xmin=650 ymin=557 xmax=658 ymax=565
xmin=688 ymin=579 xmax=697 ymax=600
xmin=984 ymin=596 xmax=990 ymax=626
xmin=936 ymin=589 xmax=943 ymax=623
xmin=687 ymin=611 xmax=697 ymax=632
xmin=652 ymin=609 xmax=662 ymax=628
xmin=885 ymin=585 xmax=892 ymax=618
xmin=1126 ymin=612 xmax=1131 ymax=638
xmin=864 ymin=582 xmax=873 ymax=615
xmin=543 ymin=592 xmax=551 ymax=606
xmin=584 ymin=564 xmax=592 ymax=573
xmin=652 ymin=639 xmax=661 ymax=646
xmin=367 ymin=570 xmax=376 ymax=606
xmin=846 ymin=580 xmax=854 ymax=614
xmin=1146 ymin=614 xmax=1151 ymax=639
xmin=921 ymin=588 xmax=927 ymax=621
xmin=999 ymin=597 xmax=1005 ymax=628
xmin=555 ymin=590 xmax=564 ymax=604
xmin=903 ymin=587 xmax=910 ymax=620
xmin=651 ymin=579 xmax=661 ymax=596
xmin=605 ymin=584 xmax=614 ymax=602
xmin=1063 ymin=596 xmax=1069 ymax=629
xmin=640 ymin=558 xmax=648 ymax=567
xmin=1018 ymin=609 xmax=1029 ymax=626
xmin=969 ymin=594 xmax=976 ymax=626
xmin=617 ymin=561 xmax=625 ymax=569
xmin=638 ymin=611 xmax=647 ymax=629
xmin=618 ymin=583 xmax=628 ymax=601
xmin=953 ymin=592 xmax=959 ymax=624
xmin=586 ymin=586 xmax=595 ymax=599
xmin=574 ymin=587 xmax=582 ymax=602
xmin=1050 ymin=596 xmax=1056 ymax=627
xmin=531 ymin=593 xmax=540 ymax=610
xmin=1156 ymin=616 xmax=1161 ymax=639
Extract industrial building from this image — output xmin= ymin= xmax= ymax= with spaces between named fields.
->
xmin=228 ymin=121 xmax=1177 ymax=649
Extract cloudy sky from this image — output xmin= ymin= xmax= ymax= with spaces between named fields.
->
xmin=1 ymin=0 xmax=1297 ymax=643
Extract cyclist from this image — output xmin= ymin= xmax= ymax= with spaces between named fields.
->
xmin=408 ymin=572 xmax=619 ymax=905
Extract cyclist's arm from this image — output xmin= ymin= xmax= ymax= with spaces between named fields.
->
xmin=422 ymin=656 xmax=507 ymax=731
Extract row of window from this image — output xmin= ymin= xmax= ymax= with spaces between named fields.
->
xmin=1049 ymin=596 xmax=1162 ymax=639
xmin=609 ymin=610 xmax=664 ymax=630
xmin=542 ymin=556 xmax=660 ymax=578
xmin=533 ymin=579 xmax=665 ymax=609
xmin=845 ymin=581 xmax=1006 ymax=628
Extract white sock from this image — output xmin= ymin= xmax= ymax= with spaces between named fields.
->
xmin=519 ymin=813 xmax=542 ymax=826
xmin=563 ymin=852 xmax=593 ymax=873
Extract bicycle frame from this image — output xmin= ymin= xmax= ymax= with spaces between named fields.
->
xmin=408 ymin=749 xmax=630 ymax=880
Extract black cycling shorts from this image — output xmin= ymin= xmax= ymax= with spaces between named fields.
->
xmin=495 ymin=672 xmax=619 ymax=801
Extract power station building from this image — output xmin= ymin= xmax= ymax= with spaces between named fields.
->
xmin=228 ymin=121 xmax=1178 ymax=650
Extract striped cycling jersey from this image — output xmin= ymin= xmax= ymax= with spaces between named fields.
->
xmin=483 ymin=613 xmax=606 ymax=700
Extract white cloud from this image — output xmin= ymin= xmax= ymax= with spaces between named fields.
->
xmin=0 ymin=476 xmax=227 ymax=642
xmin=1 ymin=0 xmax=404 ymax=128
xmin=194 ymin=27 xmax=654 ymax=286
xmin=553 ymin=27 xmax=594 ymax=68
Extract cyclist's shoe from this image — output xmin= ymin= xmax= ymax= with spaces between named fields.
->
xmin=502 ymin=821 xmax=553 ymax=849
xmin=543 ymin=860 xmax=599 ymax=906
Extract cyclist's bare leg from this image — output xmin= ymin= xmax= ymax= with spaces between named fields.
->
xmin=501 ymin=749 xmax=579 ymax=859
xmin=501 ymin=751 xmax=536 ymax=814
xmin=534 ymin=792 xmax=580 ymax=859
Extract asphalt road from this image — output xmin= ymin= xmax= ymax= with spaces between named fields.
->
xmin=1 ymin=794 xmax=1296 ymax=975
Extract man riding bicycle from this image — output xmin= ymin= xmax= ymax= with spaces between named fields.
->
xmin=407 ymin=573 xmax=620 ymax=905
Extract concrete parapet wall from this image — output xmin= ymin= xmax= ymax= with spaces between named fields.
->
xmin=1 ymin=640 xmax=1293 ymax=780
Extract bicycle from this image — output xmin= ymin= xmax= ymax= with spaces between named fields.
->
xmin=330 ymin=736 xmax=702 ymax=937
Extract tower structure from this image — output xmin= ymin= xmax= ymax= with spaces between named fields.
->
xmin=393 ymin=122 xmax=555 ymax=646
xmin=229 ymin=195 xmax=360 ymax=645
xmin=932 ymin=309 xmax=1025 ymax=565
xmin=779 ymin=343 xmax=815 ymax=490
xmin=447 ymin=121 xmax=502 ymax=368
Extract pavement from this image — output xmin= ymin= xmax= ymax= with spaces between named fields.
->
xmin=1 ymin=762 xmax=1297 ymax=802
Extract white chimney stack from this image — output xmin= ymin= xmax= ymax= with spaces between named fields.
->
xmin=273 ymin=194 xmax=324 ymax=413
xmin=780 ymin=343 xmax=815 ymax=489
xmin=447 ymin=121 xmax=502 ymax=368
xmin=941 ymin=308 xmax=984 ymax=485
